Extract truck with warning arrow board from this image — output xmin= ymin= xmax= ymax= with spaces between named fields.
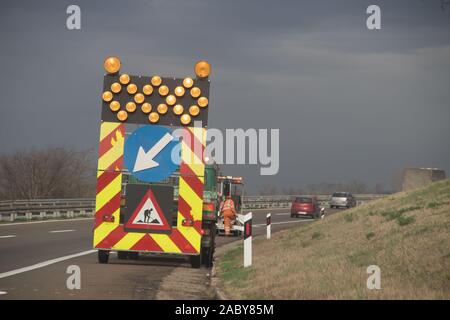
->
xmin=93 ymin=57 xmax=218 ymax=268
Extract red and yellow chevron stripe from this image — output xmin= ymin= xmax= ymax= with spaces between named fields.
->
xmin=93 ymin=123 xmax=206 ymax=255
xmin=93 ymin=122 xmax=124 ymax=243
xmin=175 ymin=126 xmax=206 ymax=253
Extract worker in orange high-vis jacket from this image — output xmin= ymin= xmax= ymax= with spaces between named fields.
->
xmin=220 ymin=196 xmax=236 ymax=236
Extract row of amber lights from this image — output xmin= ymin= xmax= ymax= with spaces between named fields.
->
xmin=102 ymin=57 xmax=210 ymax=125
xmin=101 ymin=76 xmax=208 ymax=125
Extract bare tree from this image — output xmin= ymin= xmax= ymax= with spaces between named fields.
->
xmin=299 ymin=180 xmax=372 ymax=194
xmin=348 ymin=180 xmax=368 ymax=194
xmin=259 ymin=184 xmax=279 ymax=196
xmin=0 ymin=147 xmax=96 ymax=200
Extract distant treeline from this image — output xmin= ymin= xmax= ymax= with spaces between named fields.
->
xmin=0 ymin=147 xmax=96 ymax=200
xmin=0 ymin=147 xmax=393 ymax=200
xmin=259 ymin=181 xmax=391 ymax=196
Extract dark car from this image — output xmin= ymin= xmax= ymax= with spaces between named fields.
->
xmin=290 ymin=196 xmax=322 ymax=219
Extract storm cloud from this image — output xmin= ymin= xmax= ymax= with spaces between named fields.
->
xmin=1 ymin=0 xmax=449 ymax=193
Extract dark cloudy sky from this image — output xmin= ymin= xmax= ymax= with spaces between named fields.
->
xmin=1 ymin=0 xmax=449 ymax=193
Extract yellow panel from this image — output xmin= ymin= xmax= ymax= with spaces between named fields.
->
xmin=95 ymin=173 xmax=122 ymax=212
xmin=113 ymin=233 xmax=145 ymax=250
xmin=150 ymin=234 xmax=182 ymax=253
xmin=99 ymin=122 xmax=122 ymax=141
xmin=93 ymin=208 xmax=120 ymax=247
xmin=188 ymin=126 xmax=206 ymax=145
xmin=97 ymin=134 xmax=124 ymax=171
xmin=176 ymin=212 xmax=201 ymax=251
xmin=178 ymin=177 xmax=203 ymax=220
xmin=181 ymin=141 xmax=205 ymax=178
xmin=176 ymin=126 xmax=205 ymax=253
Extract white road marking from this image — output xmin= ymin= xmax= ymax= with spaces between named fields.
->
xmin=275 ymin=212 xmax=291 ymax=216
xmin=0 ymin=291 xmax=7 ymax=295
xmin=0 ymin=217 xmax=93 ymax=227
xmin=0 ymin=235 xmax=16 ymax=239
xmin=49 ymin=229 xmax=75 ymax=233
xmin=253 ymin=219 xmax=312 ymax=227
xmin=0 ymin=250 xmax=96 ymax=280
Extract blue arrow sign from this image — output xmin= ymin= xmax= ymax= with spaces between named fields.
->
xmin=124 ymin=125 xmax=180 ymax=183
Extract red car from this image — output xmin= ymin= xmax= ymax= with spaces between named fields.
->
xmin=290 ymin=196 xmax=322 ymax=219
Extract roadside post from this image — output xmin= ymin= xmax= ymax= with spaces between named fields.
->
xmin=244 ymin=212 xmax=252 ymax=268
xmin=266 ymin=213 xmax=271 ymax=239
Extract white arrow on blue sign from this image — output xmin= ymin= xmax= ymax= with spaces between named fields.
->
xmin=124 ymin=125 xmax=180 ymax=183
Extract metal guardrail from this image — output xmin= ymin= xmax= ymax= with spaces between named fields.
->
xmin=0 ymin=198 xmax=95 ymax=222
xmin=0 ymin=194 xmax=387 ymax=222
xmin=241 ymin=194 xmax=387 ymax=209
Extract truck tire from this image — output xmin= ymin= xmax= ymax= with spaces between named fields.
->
xmin=117 ymin=251 xmax=128 ymax=260
xmin=98 ymin=250 xmax=109 ymax=264
xmin=190 ymin=255 xmax=201 ymax=268
xmin=200 ymin=222 xmax=216 ymax=267
xmin=201 ymin=247 xmax=214 ymax=268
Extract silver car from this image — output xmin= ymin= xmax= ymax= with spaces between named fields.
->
xmin=330 ymin=192 xmax=356 ymax=209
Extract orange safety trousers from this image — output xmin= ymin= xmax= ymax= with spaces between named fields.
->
xmin=222 ymin=209 xmax=235 ymax=235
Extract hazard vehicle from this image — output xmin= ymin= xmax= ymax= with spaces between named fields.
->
xmin=94 ymin=58 xmax=217 ymax=268
xmin=215 ymin=176 xmax=245 ymax=236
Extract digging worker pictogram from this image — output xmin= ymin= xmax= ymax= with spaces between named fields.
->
xmin=144 ymin=208 xmax=153 ymax=223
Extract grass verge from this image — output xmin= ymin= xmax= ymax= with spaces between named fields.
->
xmin=217 ymin=179 xmax=450 ymax=299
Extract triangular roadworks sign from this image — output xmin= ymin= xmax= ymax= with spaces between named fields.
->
xmin=124 ymin=189 xmax=171 ymax=231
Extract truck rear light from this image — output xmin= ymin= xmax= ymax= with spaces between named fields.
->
xmin=200 ymin=229 xmax=205 ymax=235
xmin=103 ymin=214 xmax=115 ymax=222
xmin=203 ymin=202 xmax=215 ymax=212
xmin=182 ymin=218 xmax=194 ymax=226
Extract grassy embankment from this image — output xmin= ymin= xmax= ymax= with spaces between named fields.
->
xmin=218 ymin=179 xmax=450 ymax=299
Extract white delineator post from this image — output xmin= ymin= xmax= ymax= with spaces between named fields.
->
xmin=243 ymin=212 xmax=252 ymax=268
xmin=266 ymin=213 xmax=271 ymax=239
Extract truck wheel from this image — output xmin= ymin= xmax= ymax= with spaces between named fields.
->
xmin=190 ymin=255 xmax=201 ymax=268
xmin=117 ymin=251 xmax=128 ymax=260
xmin=201 ymin=247 xmax=213 ymax=267
xmin=98 ymin=250 xmax=109 ymax=264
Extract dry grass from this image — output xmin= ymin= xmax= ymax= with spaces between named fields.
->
xmin=218 ymin=179 xmax=450 ymax=299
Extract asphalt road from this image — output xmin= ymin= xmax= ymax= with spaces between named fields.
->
xmin=0 ymin=208 xmax=340 ymax=299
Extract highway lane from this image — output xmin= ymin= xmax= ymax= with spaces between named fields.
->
xmin=0 ymin=219 xmax=93 ymax=274
xmin=0 ymin=208 xmax=340 ymax=299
